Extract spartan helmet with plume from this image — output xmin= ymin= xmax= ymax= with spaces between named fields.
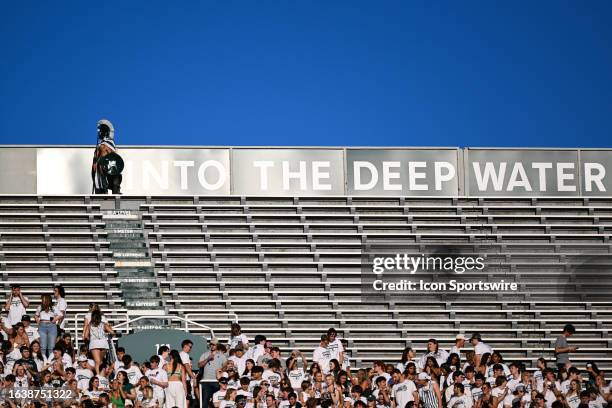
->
xmin=97 ymin=119 xmax=115 ymax=141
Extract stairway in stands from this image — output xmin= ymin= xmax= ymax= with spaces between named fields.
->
xmin=104 ymin=208 xmax=166 ymax=329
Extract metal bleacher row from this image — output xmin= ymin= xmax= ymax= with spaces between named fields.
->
xmin=1 ymin=195 xmax=611 ymax=375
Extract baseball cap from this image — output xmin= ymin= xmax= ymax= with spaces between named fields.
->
xmin=470 ymin=333 xmax=482 ymax=341
xmin=456 ymin=334 xmax=466 ymax=340
xmin=21 ymin=315 xmax=31 ymax=322
xmin=209 ymin=338 xmax=219 ymax=345
xmin=417 ymin=373 xmax=431 ymax=381
xmin=514 ymin=385 xmax=526 ymax=394
xmin=77 ymin=355 xmax=88 ymax=362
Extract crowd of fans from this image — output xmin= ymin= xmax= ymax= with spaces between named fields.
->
xmin=0 ymin=285 xmax=610 ymax=408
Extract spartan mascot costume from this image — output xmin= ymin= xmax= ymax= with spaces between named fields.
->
xmin=92 ymin=119 xmax=124 ymax=194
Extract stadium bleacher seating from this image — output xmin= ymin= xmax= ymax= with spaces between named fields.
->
xmin=1 ymin=195 xmax=611 ymax=376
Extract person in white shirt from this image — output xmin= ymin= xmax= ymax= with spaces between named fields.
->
xmin=312 ymin=335 xmax=332 ymax=374
xmin=97 ymin=362 xmax=112 ymax=391
xmin=146 ymin=355 xmax=168 ymax=405
xmin=491 ymin=376 xmax=513 ymax=408
xmin=229 ymin=345 xmax=248 ymax=375
xmin=75 ymin=355 xmax=94 ymax=391
xmin=52 ymin=285 xmax=68 ymax=332
xmin=123 ymin=354 xmax=144 ymax=386
xmin=5 ymin=284 xmax=30 ymax=328
xmin=469 ymin=333 xmax=493 ymax=368
xmin=396 ymin=347 xmax=417 ymax=372
xmin=213 ymin=377 xmax=231 ymax=408
xmin=418 ymin=339 xmax=449 ymax=369
xmin=560 ymin=367 xmax=580 ymax=394
xmin=450 ymin=334 xmax=466 ymax=359
xmin=391 ymin=371 xmax=418 ymax=408
xmin=506 ymin=363 xmax=522 ymax=392
xmin=371 ymin=361 xmax=391 ymax=390
xmin=564 ymin=380 xmax=581 ymax=408
xmin=286 ymin=352 xmax=309 ymax=391
xmin=262 ymin=359 xmax=283 ymax=391
xmin=20 ymin=315 xmax=39 ymax=344
xmin=229 ymin=323 xmax=249 ymax=350
xmin=539 ymin=369 xmax=561 ymax=408
xmin=247 ymin=335 xmax=267 ymax=365
xmin=157 ymin=345 xmax=170 ymax=370
xmin=35 ymin=294 xmax=60 ymax=359
xmin=448 ymin=383 xmax=473 ymax=408
xmin=180 ymin=339 xmax=197 ymax=401
xmin=445 ymin=371 xmax=472 ymax=403
xmin=326 ymin=328 xmax=344 ymax=365
xmin=113 ymin=347 xmax=126 ymax=373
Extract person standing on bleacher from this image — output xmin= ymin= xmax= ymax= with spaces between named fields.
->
xmin=554 ymin=324 xmax=577 ymax=371
xmin=4 ymin=284 xmax=29 ymax=332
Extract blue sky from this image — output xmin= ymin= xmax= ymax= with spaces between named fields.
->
xmin=1 ymin=1 xmax=611 ymax=147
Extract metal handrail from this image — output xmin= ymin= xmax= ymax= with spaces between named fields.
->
xmin=184 ymin=311 xmax=239 ymax=330
xmin=111 ymin=315 xmax=216 ymax=340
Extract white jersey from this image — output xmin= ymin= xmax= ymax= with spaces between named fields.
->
xmin=229 ymin=334 xmax=249 ymax=349
xmin=391 ymin=379 xmax=417 ymax=408
xmin=474 ymin=342 xmax=493 ymax=356
xmin=125 ymin=365 xmax=144 ymax=385
xmin=7 ymin=295 xmax=28 ymax=326
xmin=24 ymin=326 xmax=39 ymax=343
xmin=312 ymin=346 xmax=331 ymax=374
xmin=448 ymin=395 xmax=473 ymax=408
xmin=326 ymin=339 xmax=344 ymax=362
xmin=53 ymin=297 xmax=68 ymax=330
xmin=288 ymin=368 xmax=308 ymax=390
xmin=76 ymin=368 xmax=94 ymax=390
xmin=146 ymin=367 xmax=168 ymax=400
xmin=491 ymin=387 xmax=512 ymax=408
xmin=229 ymin=354 xmax=247 ymax=375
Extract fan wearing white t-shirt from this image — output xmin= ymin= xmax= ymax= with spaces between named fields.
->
xmin=448 ymin=384 xmax=472 ymax=408
xmin=146 ymin=355 xmax=168 ymax=404
xmin=75 ymin=356 xmax=94 ymax=391
xmin=229 ymin=323 xmax=249 ymax=349
xmin=391 ymin=372 xmax=418 ymax=408
xmin=371 ymin=361 xmax=391 ymax=390
xmin=229 ymin=346 xmax=248 ymax=375
xmin=313 ymin=335 xmax=332 ymax=374
xmin=469 ymin=333 xmax=493 ymax=368
xmin=286 ymin=354 xmax=309 ymax=391
xmin=52 ymin=285 xmax=68 ymax=331
xmin=491 ymin=377 xmax=512 ymax=408
xmin=326 ymin=328 xmax=344 ymax=364
xmin=123 ymin=355 xmax=144 ymax=386
xmin=5 ymin=285 xmax=29 ymax=327
xmin=445 ymin=372 xmax=472 ymax=403
xmin=247 ymin=335 xmax=267 ymax=365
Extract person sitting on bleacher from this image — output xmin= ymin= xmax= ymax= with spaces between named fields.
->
xmin=418 ymin=339 xmax=450 ymax=370
xmin=20 ymin=315 xmax=38 ymax=345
